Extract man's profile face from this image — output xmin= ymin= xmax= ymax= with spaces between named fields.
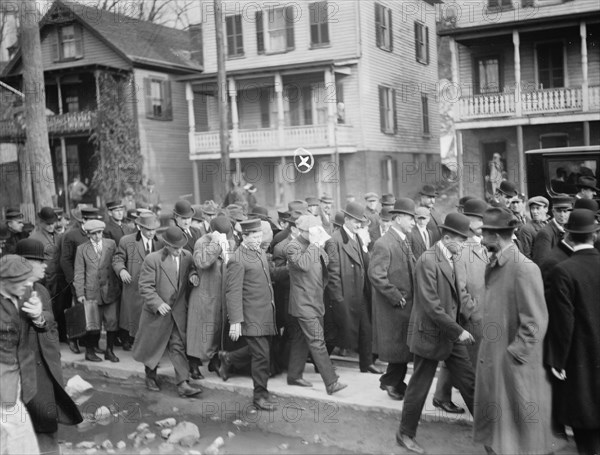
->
xmin=420 ymin=196 xmax=435 ymax=209
xmin=344 ymin=217 xmax=362 ymax=233
xmin=175 ymin=215 xmax=191 ymax=230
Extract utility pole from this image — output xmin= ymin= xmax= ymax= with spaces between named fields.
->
xmin=214 ymin=0 xmax=230 ymax=200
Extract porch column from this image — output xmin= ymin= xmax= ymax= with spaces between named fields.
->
xmin=55 ymin=75 xmax=70 ymax=213
xmin=93 ymin=70 xmax=101 ymax=107
xmin=456 ymin=130 xmax=463 ymax=198
xmin=186 ymin=82 xmax=200 ymax=203
xmin=228 ymin=77 xmax=239 ymax=152
xmin=580 ymin=22 xmax=589 ymax=112
xmin=583 ymin=121 xmax=590 ymax=146
xmin=324 ymin=67 xmax=337 ymax=147
xmin=449 ymin=37 xmax=460 ymax=121
xmin=275 ymin=72 xmax=284 ymax=147
xmin=516 ymin=125 xmax=525 ymax=195
xmin=513 ymin=30 xmax=522 ymax=117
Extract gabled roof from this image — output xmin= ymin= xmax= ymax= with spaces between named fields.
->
xmin=3 ymin=0 xmax=202 ymax=76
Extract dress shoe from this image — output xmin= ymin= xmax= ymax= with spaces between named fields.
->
xmin=122 ymin=341 xmax=132 ymax=351
xmin=326 ymin=381 xmax=348 ymax=395
xmin=105 ymin=349 xmax=120 ymax=363
xmin=145 ymin=377 xmax=160 ymax=391
xmin=287 ymin=378 xmax=313 ymax=387
xmin=432 ymin=398 xmax=465 ymax=414
xmin=380 ymin=383 xmax=404 ymax=400
xmin=114 ymin=336 xmax=123 ymax=347
xmin=218 ymin=351 xmax=231 ymax=382
xmin=84 ymin=350 xmax=102 ymax=362
xmin=68 ymin=340 xmax=80 ymax=354
xmin=177 ymin=381 xmax=202 ymax=398
xmin=208 ymin=355 xmax=219 ymax=373
xmin=190 ymin=367 xmax=204 ymax=380
xmin=361 ymin=364 xmax=383 ymax=374
xmin=396 ymin=431 xmax=425 ymax=454
xmin=253 ymin=397 xmax=278 ymax=411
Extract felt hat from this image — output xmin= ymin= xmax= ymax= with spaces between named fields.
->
xmin=497 ymin=181 xmax=518 ymax=197
xmin=210 ymin=215 xmax=232 ymax=234
xmin=419 ymin=185 xmax=438 ymax=198
xmin=15 ymin=238 xmax=45 ymax=261
xmin=5 ymin=208 xmax=24 ymax=221
xmin=306 ymin=197 xmax=320 ymax=207
xmin=319 ymin=195 xmax=334 ymax=204
xmin=161 ymin=226 xmax=187 ymax=248
xmin=380 ymin=207 xmax=393 ymax=222
xmin=0 ymin=254 xmax=33 ymax=283
xmin=575 ymin=176 xmax=600 ymax=192
xmin=288 ymin=200 xmax=309 ymax=213
xmin=440 ymin=212 xmax=471 ymax=238
xmin=463 ymin=199 xmax=489 ymax=218
xmin=389 ymin=198 xmax=416 ymax=217
xmin=201 ymin=201 xmax=218 ymax=216
xmin=135 ymin=212 xmax=160 ymax=230
xmin=286 ymin=210 xmax=304 ymax=227
xmin=332 ymin=211 xmax=345 ymax=228
xmin=381 ymin=194 xmax=396 ymax=206
xmin=249 ymin=206 xmax=270 ymax=220
xmin=191 ymin=205 xmax=204 ymax=222
xmin=573 ymin=198 xmax=599 ymax=212
xmin=37 ymin=206 xmax=58 ymax=224
xmin=481 ymin=207 xmax=519 ymax=231
xmin=342 ymin=202 xmax=368 ymax=223
xmin=564 ymin=209 xmax=600 ymax=234
xmin=457 ymin=195 xmax=475 ymax=209
xmin=173 ymin=200 xmax=195 ymax=218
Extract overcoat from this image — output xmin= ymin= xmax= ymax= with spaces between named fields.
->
xmin=425 ymin=207 xmax=443 ymax=244
xmin=409 ymin=225 xmax=433 ymax=260
xmin=112 ymin=232 xmax=163 ymax=336
xmin=473 ymin=244 xmax=564 ymax=454
xmin=132 ymin=248 xmax=192 ymax=368
xmin=59 ymin=226 xmax=89 ymax=285
xmin=186 ymin=234 xmax=235 ymax=360
xmin=103 ymin=218 xmax=134 ymax=246
xmin=515 ymin=220 xmax=545 ymax=259
xmin=73 ymin=239 xmax=120 ymax=305
xmin=325 ymin=228 xmax=371 ymax=350
xmin=545 ymin=249 xmax=600 ymax=429
xmin=368 ymin=228 xmax=414 ymax=363
xmin=539 ymin=240 xmax=573 ymax=291
xmin=532 ymin=219 xmax=563 ymax=265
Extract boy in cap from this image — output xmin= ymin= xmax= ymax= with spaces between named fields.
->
xmin=104 ymin=201 xmax=132 ymax=245
xmin=516 ymin=196 xmax=549 ymax=259
xmin=533 ymin=195 xmax=573 ymax=265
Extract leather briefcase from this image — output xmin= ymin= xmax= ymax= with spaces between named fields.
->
xmin=65 ymin=298 xmax=101 ymax=339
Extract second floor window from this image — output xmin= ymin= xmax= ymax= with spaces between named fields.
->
xmin=144 ymin=78 xmax=173 ymax=121
xmin=310 ymin=1 xmax=330 ymax=47
xmin=488 ymin=0 xmax=513 ymax=7
xmin=226 ymin=15 xmax=244 ymax=57
xmin=414 ymin=22 xmax=429 ymax=64
xmin=53 ymin=24 xmax=83 ymax=61
xmin=537 ymin=42 xmax=564 ymax=89
xmin=64 ymin=87 xmax=79 ymax=113
xmin=379 ymin=86 xmax=397 ymax=134
xmin=475 ymin=56 xmax=501 ymax=94
xmin=268 ymin=6 xmax=295 ymax=52
xmin=375 ymin=3 xmax=392 ymax=51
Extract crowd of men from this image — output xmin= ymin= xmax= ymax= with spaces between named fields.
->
xmin=1 ymin=174 xmax=599 ymax=455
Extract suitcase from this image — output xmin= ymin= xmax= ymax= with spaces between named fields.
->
xmin=65 ymin=298 xmax=101 ymax=339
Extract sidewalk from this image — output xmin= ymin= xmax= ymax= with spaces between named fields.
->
xmin=60 ymin=344 xmax=471 ymax=425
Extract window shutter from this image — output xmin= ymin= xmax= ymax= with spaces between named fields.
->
xmin=144 ymin=78 xmax=153 ymax=118
xmin=256 ymin=11 xmax=264 ymax=54
xmin=425 ymin=26 xmax=430 ymax=64
xmin=414 ymin=22 xmax=419 ymax=61
xmin=285 ymin=6 xmax=295 ymax=49
xmin=375 ymin=4 xmax=381 ymax=47
xmin=74 ymin=24 xmax=84 ymax=58
xmin=162 ymin=80 xmax=172 ymax=120
xmin=51 ymin=29 xmax=60 ymax=62
xmin=392 ymin=89 xmax=397 ymax=134
xmin=379 ymin=86 xmax=385 ymax=132
xmin=388 ymin=9 xmax=393 ymax=51
xmin=381 ymin=159 xmax=388 ymax=182
xmin=259 ymin=88 xmax=270 ymax=127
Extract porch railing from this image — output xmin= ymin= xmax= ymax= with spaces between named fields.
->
xmin=0 ymin=110 xmax=96 ymax=140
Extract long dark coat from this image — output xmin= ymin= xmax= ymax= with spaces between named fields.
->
xmin=112 ymin=232 xmax=163 ymax=336
xmin=539 ymin=240 xmax=573 ymax=292
xmin=325 ymin=228 xmax=371 ymax=350
xmin=368 ymin=228 xmax=414 ymax=363
xmin=103 ymin=218 xmax=134 ymax=246
xmin=474 ymin=244 xmax=564 ymax=454
xmin=516 ymin=220 xmax=545 ymax=259
xmin=132 ymin=248 xmax=192 ymax=369
xmin=425 ymin=207 xmax=443 ymax=244
xmin=532 ymin=219 xmax=563 ymax=265
xmin=545 ymin=249 xmax=600 ymax=429
xmin=186 ymin=234 xmax=235 ymax=360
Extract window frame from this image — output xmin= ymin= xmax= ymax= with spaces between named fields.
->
xmin=266 ymin=6 xmax=295 ymax=54
xmin=379 ymin=85 xmax=397 ymax=135
xmin=414 ymin=21 xmax=429 ymax=65
xmin=534 ymin=40 xmax=567 ymax=89
xmin=144 ymin=77 xmax=173 ymax=121
xmin=473 ymin=55 xmax=503 ymax=95
xmin=421 ymin=93 xmax=430 ymax=136
xmin=374 ymin=3 xmax=393 ymax=52
xmin=225 ymin=14 xmax=244 ymax=58
xmin=309 ymin=1 xmax=330 ymax=48
xmin=53 ymin=23 xmax=84 ymax=62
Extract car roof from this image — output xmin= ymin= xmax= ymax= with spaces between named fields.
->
xmin=525 ymin=145 xmax=600 ymax=155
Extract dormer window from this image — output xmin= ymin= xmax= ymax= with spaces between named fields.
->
xmin=52 ymin=23 xmax=83 ymax=61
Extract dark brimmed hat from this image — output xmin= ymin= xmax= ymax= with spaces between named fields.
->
xmin=288 ymin=200 xmax=308 ymax=213
xmin=126 ymin=209 xmax=140 ymax=221
xmin=463 ymin=199 xmax=489 ymax=218
xmin=332 ymin=211 xmax=345 ymax=228
xmin=135 ymin=212 xmax=160 ymax=230
xmin=364 ymin=192 xmax=379 ymax=202
xmin=528 ymin=196 xmax=549 ymax=208
xmin=389 ymin=198 xmax=416 ymax=217
xmin=320 ymin=195 xmax=333 ymax=204
xmin=497 ymin=181 xmax=518 ymax=197
xmin=286 ymin=210 xmax=303 ymax=227
xmin=306 ymin=197 xmax=320 ymax=207
xmin=249 ymin=206 xmax=270 ymax=220
xmin=37 ymin=206 xmax=58 ymax=224
xmin=380 ymin=207 xmax=393 ymax=222
xmin=457 ymin=195 xmax=475 ymax=209
xmin=210 ymin=215 xmax=232 ymax=234
xmin=481 ymin=207 xmax=519 ymax=231
xmin=440 ymin=213 xmax=471 ymax=238
xmin=81 ymin=207 xmax=100 ymax=220
xmin=573 ymin=199 xmax=599 ymax=212
xmin=173 ymin=200 xmax=195 ymax=218
xmin=552 ymin=195 xmax=574 ymax=210
xmin=191 ymin=205 xmax=204 ymax=222
xmin=16 ymin=239 xmax=45 ymax=261
xmin=564 ymin=209 xmax=599 ymax=234
xmin=342 ymin=202 xmax=368 ymax=223
xmin=576 ymin=176 xmax=599 ymax=192
xmin=419 ymin=185 xmax=438 ymax=198
xmin=5 ymin=208 xmax=24 ymax=220
xmin=240 ymin=218 xmax=262 ymax=233
xmin=381 ymin=194 xmax=396 ymax=206
xmin=106 ymin=201 xmax=125 ymax=211
xmin=161 ymin=226 xmax=187 ymax=248
xmin=0 ymin=254 xmax=33 ymax=283
xmin=228 ymin=207 xmax=247 ymax=223
xmin=71 ymin=208 xmax=83 ymax=223
xmin=53 ymin=207 xmax=64 ymax=217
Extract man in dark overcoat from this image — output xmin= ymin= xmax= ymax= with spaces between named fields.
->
xmin=409 ymin=207 xmax=433 ymax=260
xmin=103 ymin=201 xmax=132 ymax=245
xmin=172 ymin=200 xmax=203 ymax=254
xmin=545 ymin=209 xmax=600 ymax=455
xmin=516 ymin=196 xmax=548 ymax=259
xmin=133 ymin=226 xmax=201 ymax=398
xmin=533 ymin=195 xmax=573 ymax=265
xmin=368 ymin=198 xmax=416 ymax=401
xmin=417 ymin=185 xmax=442 ymax=244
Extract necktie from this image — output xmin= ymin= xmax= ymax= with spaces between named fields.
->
xmin=94 ymin=242 xmax=102 ymax=257
xmin=422 ymin=229 xmax=429 ymax=249
xmin=174 ymin=255 xmax=180 ymax=280
xmin=146 ymin=240 xmax=151 ymax=255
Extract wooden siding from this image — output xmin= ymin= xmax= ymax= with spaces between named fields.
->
xmin=134 ymin=68 xmax=193 ymax=206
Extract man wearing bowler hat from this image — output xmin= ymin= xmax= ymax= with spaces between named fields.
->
xmin=172 ymin=200 xmax=203 ymax=254
xmin=417 ymin=185 xmax=443 ymax=244
xmin=533 ymin=195 xmax=573 ymax=265
xmin=326 ymin=202 xmax=381 ymax=374
xmin=3 ymin=208 xmax=28 ymax=254
xmin=493 ymin=180 xmax=518 ymax=208
xmin=219 ymin=218 xmax=278 ymax=410
xmin=113 ymin=212 xmax=163 ymax=350
xmin=474 ymin=208 xmax=563 ymax=454
xmin=575 ymin=176 xmax=599 ymax=200
xmin=516 ymin=196 xmax=549 ymax=259
xmin=397 ymin=212 xmax=476 ymax=454
xmin=29 ymin=207 xmax=59 ymax=268
xmin=104 ymin=200 xmax=132 ymax=246
xmin=133 ymin=226 xmax=201 ymax=397
xmin=369 ymin=198 xmax=417 ymax=401
xmin=545 ymin=209 xmax=600 ymax=455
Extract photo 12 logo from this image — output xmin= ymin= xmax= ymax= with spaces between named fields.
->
xmin=294 ymin=147 xmax=314 ymax=174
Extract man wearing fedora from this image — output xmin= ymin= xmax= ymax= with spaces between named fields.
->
xmin=474 ymin=207 xmax=564 ymax=455
xmin=133 ymin=226 xmax=201 ymax=398
xmin=220 ymin=219 xmax=278 ymax=410
xmin=113 ymin=212 xmax=163 ymax=351
xmin=397 ymin=213 xmax=476 ymax=454
xmin=516 ymin=196 xmax=549 ymax=259
xmin=172 ymin=200 xmax=203 ymax=254
xmin=545 ymin=209 xmax=600 ymax=455
xmin=533 ymin=195 xmax=573 ymax=265
xmin=326 ymin=202 xmax=381 ymax=374
xmin=574 ymin=176 xmax=599 ymax=200
xmin=409 ymin=207 xmax=433 ymax=260
xmin=368 ymin=198 xmax=417 ymax=401
xmin=417 ymin=185 xmax=443 ymax=244
xmin=318 ymin=195 xmax=334 ymax=234
xmin=3 ymin=208 xmax=28 ymax=254
xmin=74 ymin=220 xmax=121 ymax=363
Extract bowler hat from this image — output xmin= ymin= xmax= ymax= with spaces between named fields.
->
xmin=389 ymin=198 xmax=416 ymax=217
xmin=573 ymin=198 xmax=599 ymax=212
xmin=16 ymin=238 xmax=45 ymax=261
xmin=306 ymin=197 xmax=320 ymax=207
xmin=191 ymin=205 xmax=204 ymax=222
xmin=296 ymin=214 xmax=322 ymax=231
xmin=552 ymin=195 xmax=574 ymax=209
xmin=161 ymin=226 xmax=187 ymax=248
xmin=173 ymin=200 xmax=195 ymax=218
xmin=528 ymin=196 xmax=549 ymax=208
xmin=380 ymin=207 xmax=393 ymax=222
xmin=463 ymin=199 xmax=489 ymax=218
xmin=497 ymin=181 xmax=518 ymax=197
xmin=210 ymin=215 xmax=232 ymax=234
xmin=135 ymin=212 xmax=160 ymax=230
xmin=288 ymin=200 xmax=308 ymax=213
xmin=481 ymin=207 xmax=519 ymax=231
xmin=364 ymin=192 xmax=379 ymax=202
xmin=239 ymin=218 xmax=262 ymax=233
xmin=106 ymin=201 xmax=125 ymax=211
xmin=440 ymin=213 xmax=471 ymax=238
xmin=419 ymin=185 xmax=438 ymax=198
xmin=342 ymin=202 xmax=368 ymax=223
xmin=457 ymin=195 xmax=475 ymax=209
xmin=564 ymin=209 xmax=599 ymax=234
xmin=249 ymin=206 xmax=270 ymax=220
xmin=0 ymin=254 xmax=33 ymax=283
xmin=381 ymin=194 xmax=396 ymax=206
xmin=320 ymin=195 xmax=333 ymax=204
xmin=5 ymin=208 xmax=24 ymax=220
xmin=37 ymin=206 xmax=58 ymax=224
xmin=576 ymin=176 xmax=600 ymax=192
xmin=332 ymin=211 xmax=345 ymax=228
xmin=83 ymin=219 xmax=105 ymax=233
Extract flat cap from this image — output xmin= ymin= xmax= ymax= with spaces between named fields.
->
xmin=527 ymin=196 xmax=549 ymax=208
xmin=0 ymin=254 xmax=33 ymax=283
xmin=83 ymin=219 xmax=106 ymax=233
xmin=364 ymin=192 xmax=379 ymax=202
xmin=296 ymin=214 xmax=322 ymax=231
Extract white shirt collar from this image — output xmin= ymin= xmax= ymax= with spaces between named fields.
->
xmin=343 ymin=225 xmax=356 ymax=241
xmin=560 ymin=239 xmax=574 ymax=251
xmin=552 ymin=218 xmax=565 ymax=233
xmin=572 ymin=244 xmax=594 ymax=252
xmin=436 ymin=241 xmax=454 ymax=266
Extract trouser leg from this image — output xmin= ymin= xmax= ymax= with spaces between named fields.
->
xmin=287 ymin=318 xmax=309 ymax=381
xmin=298 ymin=317 xmax=337 ymax=387
xmin=168 ymin=326 xmax=190 ymax=385
xmin=444 ymin=344 xmax=475 ymax=415
xmin=246 ymin=336 xmax=270 ymax=401
xmin=380 ymin=362 xmax=408 ymax=393
xmin=433 ymin=362 xmax=453 ymax=402
xmin=399 ymin=354 xmax=438 ymax=438
xmin=358 ymin=303 xmax=373 ymax=371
